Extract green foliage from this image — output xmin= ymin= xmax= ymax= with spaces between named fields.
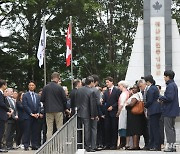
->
xmin=0 ymin=0 xmax=179 ymax=91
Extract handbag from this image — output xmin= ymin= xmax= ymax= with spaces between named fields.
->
xmin=131 ymin=93 xmax=144 ymax=115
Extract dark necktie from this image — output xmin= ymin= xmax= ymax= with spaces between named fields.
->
xmin=108 ymin=89 xmax=111 ymax=96
xmin=143 ymin=88 xmax=147 ymax=104
xmin=32 ymin=92 xmax=36 ymax=107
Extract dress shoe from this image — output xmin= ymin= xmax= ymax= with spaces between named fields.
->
xmin=103 ymin=146 xmax=110 ymax=150
xmin=94 ymin=147 xmax=102 ymax=151
xmin=142 ymin=146 xmax=150 ymax=150
xmin=90 ymin=149 xmax=96 ymax=152
xmin=150 ymin=148 xmax=161 ymax=151
xmin=164 ymin=147 xmax=175 ymax=152
xmin=110 ymin=146 xmax=117 ymax=150
xmin=0 ymin=149 xmax=8 ymax=153
xmin=6 ymin=146 xmax=18 ymax=150
xmin=24 ymin=147 xmax=29 ymax=151
xmin=127 ymin=147 xmax=141 ymax=150
xmin=124 ymin=146 xmax=130 ymax=150
xmin=86 ymin=148 xmax=96 ymax=152
xmin=6 ymin=147 xmax=12 ymax=150
xmin=32 ymin=146 xmax=38 ymax=150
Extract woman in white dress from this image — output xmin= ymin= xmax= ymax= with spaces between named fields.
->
xmin=116 ymin=81 xmax=129 ymax=149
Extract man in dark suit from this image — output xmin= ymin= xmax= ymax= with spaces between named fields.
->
xmin=70 ymin=79 xmax=82 ymax=149
xmin=102 ymin=77 xmax=121 ymax=150
xmin=138 ymin=79 xmax=150 ymax=150
xmin=0 ymin=79 xmax=13 ymax=153
xmin=69 ymin=79 xmax=82 ymax=115
xmin=37 ymin=89 xmax=47 ymax=147
xmin=41 ymin=72 xmax=67 ymax=140
xmin=91 ymin=75 xmax=101 ymax=150
xmin=76 ymin=76 xmax=98 ymax=152
xmin=22 ymin=81 xmax=41 ymax=151
xmin=5 ymin=88 xmax=19 ymax=150
xmin=144 ymin=75 xmax=161 ymax=151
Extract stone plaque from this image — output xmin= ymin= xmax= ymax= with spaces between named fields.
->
xmin=151 ymin=0 xmax=164 ymax=17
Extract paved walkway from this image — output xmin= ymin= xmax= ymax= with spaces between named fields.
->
xmin=7 ymin=117 xmax=180 ymax=154
xmin=5 ymin=149 xmax=34 ymax=154
xmin=6 ymin=146 xmax=180 ymax=154
xmin=7 ymin=149 xmax=180 ymax=154
xmin=87 ymin=150 xmax=180 ymax=154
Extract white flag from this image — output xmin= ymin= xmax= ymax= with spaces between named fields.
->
xmin=37 ymin=25 xmax=46 ymax=68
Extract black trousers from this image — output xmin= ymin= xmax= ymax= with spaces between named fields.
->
xmin=104 ymin=116 xmax=118 ymax=147
xmin=0 ymin=120 xmax=6 ymax=149
xmin=23 ymin=118 xmax=38 ymax=148
xmin=37 ymin=118 xmax=47 ymax=147
xmin=77 ymin=117 xmax=82 ymax=149
xmin=6 ymin=119 xmax=17 ymax=148
xmin=16 ymin=120 xmax=24 ymax=146
xmin=97 ymin=118 xmax=105 ymax=147
xmin=149 ymin=113 xmax=161 ymax=149
xmin=159 ymin=115 xmax=164 ymax=145
xmin=142 ymin=117 xmax=149 ymax=147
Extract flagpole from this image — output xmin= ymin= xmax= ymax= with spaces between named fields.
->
xmin=70 ymin=16 xmax=73 ymax=90
xmin=43 ymin=19 xmax=47 ymax=86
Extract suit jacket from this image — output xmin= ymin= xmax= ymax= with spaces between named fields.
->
xmin=6 ymin=96 xmax=18 ymax=121
xmin=69 ymin=88 xmax=78 ymax=110
xmin=16 ymin=100 xmax=25 ymax=121
xmin=0 ymin=91 xmax=10 ymax=121
xmin=103 ymin=87 xmax=121 ymax=117
xmin=76 ymin=86 xmax=98 ymax=119
xmin=91 ymin=87 xmax=101 ymax=105
xmin=159 ymin=79 xmax=179 ymax=117
xmin=41 ymin=81 xmax=67 ymax=113
xmin=22 ymin=91 xmax=41 ymax=119
xmin=145 ymin=85 xmax=161 ymax=116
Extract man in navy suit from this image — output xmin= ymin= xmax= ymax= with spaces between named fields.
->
xmin=102 ymin=77 xmax=121 ymax=150
xmin=22 ymin=81 xmax=41 ymax=151
xmin=0 ymin=79 xmax=13 ymax=153
xmin=144 ymin=75 xmax=161 ymax=151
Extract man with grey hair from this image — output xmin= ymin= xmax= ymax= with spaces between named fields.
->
xmin=138 ymin=79 xmax=148 ymax=103
xmin=41 ymin=72 xmax=67 ymax=139
xmin=5 ymin=88 xmax=18 ymax=150
xmin=137 ymin=79 xmax=149 ymax=150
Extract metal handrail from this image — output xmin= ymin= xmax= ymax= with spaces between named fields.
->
xmin=35 ymin=112 xmax=78 ymax=154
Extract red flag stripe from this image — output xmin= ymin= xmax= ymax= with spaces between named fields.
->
xmin=66 ymin=23 xmax=72 ymax=67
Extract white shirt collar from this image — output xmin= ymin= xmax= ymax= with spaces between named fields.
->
xmin=29 ymin=90 xmax=34 ymax=94
xmin=109 ymin=86 xmax=114 ymax=91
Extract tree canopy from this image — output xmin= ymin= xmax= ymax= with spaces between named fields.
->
xmin=0 ymin=0 xmax=179 ymax=90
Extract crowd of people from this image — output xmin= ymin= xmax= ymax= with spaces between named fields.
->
xmin=0 ymin=70 xmax=179 ymax=153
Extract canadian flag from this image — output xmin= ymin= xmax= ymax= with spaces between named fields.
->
xmin=66 ymin=24 xmax=72 ymax=67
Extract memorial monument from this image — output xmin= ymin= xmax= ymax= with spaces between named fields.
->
xmin=125 ymin=0 xmax=180 ymax=90
xmin=125 ymin=0 xmax=180 ymax=143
